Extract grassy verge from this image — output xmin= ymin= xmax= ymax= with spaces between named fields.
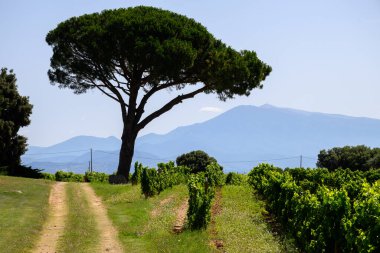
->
xmin=91 ymin=183 xmax=212 ymax=253
xmin=214 ymin=185 xmax=297 ymax=252
xmin=0 ymin=176 xmax=51 ymax=252
xmin=57 ymin=183 xmax=99 ymax=253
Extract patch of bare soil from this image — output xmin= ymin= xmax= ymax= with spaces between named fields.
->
xmin=210 ymin=188 xmax=224 ymax=251
xmin=33 ymin=182 xmax=67 ymax=253
xmin=172 ymin=198 xmax=189 ymax=234
xmin=151 ymin=195 xmax=174 ymax=218
xmin=80 ymin=183 xmax=123 ymax=253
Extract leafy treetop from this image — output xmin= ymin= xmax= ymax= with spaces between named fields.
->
xmin=0 ymin=68 xmax=33 ymax=171
xmin=317 ymin=145 xmax=380 ymax=171
xmin=46 ymin=6 xmax=271 ymax=179
xmin=176 ymin=150 xmax=220 ymax=174
xmin=46 ymin=6 xmax=271 ymax=131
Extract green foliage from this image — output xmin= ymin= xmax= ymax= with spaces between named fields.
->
xmin=248 ymin=164 xmax=380 ymax=253
xmin=363 ymin=169 xmax=380 ymax=184
xmin=346 ymin=181 xmax=380 ymax=252
xmin=141 ymin=168 xmax=159 ymax=198
xmin=317 ymin=145 xmax=380 ymax=171
xmin=215 ymin=185 xmax=295 ymax=252
xmin=157 ymin=161 xmax=187 ymax=190
xmin=91 ymin=183 xmax=211 ymax=252
xmin=84 ymin=171 xmax=109 ymax=183
xmin=187 ymin=173 xmax=214 ymax=230
xmin=55 ymin=170 xmax=84 ymax=182
xmin=140 ymin=162 xmax=189 ymax=198
xmin=176 ymin=150 xmax=220 ymax=174
xmin=367 ymin=151 xmax=380 ymax=169
xmin=0 ymin=68 xmax=33 ymax=175
xmin=131 ymin=162 xmax=144 ymax=185
xmin=42 ymin=172 xmax=55 ymax=181
xmin=46 ymin=6 xmax=271 ymax=177
xmin=205 ymin=163 xmax=225 ymax=187
xmin=225 ymin=172 xmax=247 ymax=185
xmin=7 ymin=165 xmax=43 ymax=179
xmin=46 ymin=6 xmax=271 ymax=101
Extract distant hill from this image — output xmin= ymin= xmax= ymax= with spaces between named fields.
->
xmin=22 ymin=136 xmax=159 ymax=174
xmin=22 ymin=104 xmax=380 ymax=173
xmin=136 ymin=104 xmax=380 ymax=171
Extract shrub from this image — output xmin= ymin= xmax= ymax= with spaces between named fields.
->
xmin=225 ymin=172 xmax=247 ymax=185
xmin=131 ymin=162 xmax=144 ymax=185
xmin=42 ymin=172 xmax=55 ymax=181
xmin=187 ymin=173 xmax=214 ymax=230
xmin=205 ymin=163 xmax=225 ymax=187
xmin=176 ymin=150 xmax=219 ymax=174
xmin=248 ymin=164 xmax=380 ymax=253
xmin=140 ymin=162 xmax=189 ymax=198
xmin=346 ymin=181 xmax=380 ymax=252
xmin=55 ymin=170 xmax=84 ymax=182
xmin=317 ymin=145 xmax=380 ymax=171
xmin=7 ymin=165 xmax=43 ymax=179
xmin=85 ymin=171 xmax=109 ymax=183
xmin=141 ymin=168 xmax=159 ymax=198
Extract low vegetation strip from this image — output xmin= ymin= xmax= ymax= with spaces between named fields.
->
xmin=248 ymin=164 xmax=380 ymax=252
xmin=214 ymin=185 xmax=292 ymax=253
xmin=81 ymin=183 xmax=123 ymax=253
xmin=0 ymin=176 xmax=51 ymax=253
xmin=91 ymin=183 xmax=211 ymax=253
xmin=33 ymin=182 xmax=67 ymax=253
xmin=57 ymin=183 xmax=99 ymax=253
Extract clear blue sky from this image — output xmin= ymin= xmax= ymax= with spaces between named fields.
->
xmin=1 ymin=0 xmax=379 ymax=146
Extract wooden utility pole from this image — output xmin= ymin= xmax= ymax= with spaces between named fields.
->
xmin=90 ymin=148 xmax=93 ymax=172
xmin=300 ymin=155 xmax=303 ymax=168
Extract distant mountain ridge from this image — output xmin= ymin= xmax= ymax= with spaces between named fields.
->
xmin=22 ymin=104 xmax=380 ymax=173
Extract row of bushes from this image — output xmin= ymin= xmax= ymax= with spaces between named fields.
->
xmin=42 ymin=171 xmax=109 ymax=183
xmin=248 ymin=164 xmax=380 ymax=253
xmin=133 ymin=159 xmax=231 ymax=230
xmin=187 ymin=163 xmax=225 ymax=230
xmin=139 ymin=161 xmax=189 ymax=198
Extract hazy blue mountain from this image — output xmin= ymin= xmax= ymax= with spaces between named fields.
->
xmin=28 ymin=135 xmax=121 ymax=154
xmin=136 ymin=104 xmax=380 ymax=171
xmin=22 ymin=136 xmax=159 ymax=173
xmin=23 ymin=105 xmax=380 ymax=173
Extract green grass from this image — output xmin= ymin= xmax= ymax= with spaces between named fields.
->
xmin=214 ymin=185 xmax=297 ymax=253
xmin=0 ymin=176 xmax=51 ymax=252
xmin=91 ymin=183 xmax=212 ymax=253
xmin=57 ymin=183 xmax=99 ymax=253
xmin=0 ymin=176 xmax=296 ymax=253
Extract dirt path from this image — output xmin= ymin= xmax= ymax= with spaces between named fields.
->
xmin=33 ymin=182 xmax=67 ymax=253
xmin=210 ymin=188 xmax=224 ymax=251
xmin=172 ymin=198 xmax=189 ymax=233
xmin=80 ymin=183 xmax=123 ymax=253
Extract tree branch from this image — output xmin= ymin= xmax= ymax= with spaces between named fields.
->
xmin=91 ymin=82 xmax=123 ymax=104
xmin=95 ymin=68 xmax=129 ymax=123
xmin=135 ymin=79 xmax=199 ymax=122
xmin=110 ymin=72 xmax=130 ymax=95
xmin=137 ymin=86 xmax=207 ymax=131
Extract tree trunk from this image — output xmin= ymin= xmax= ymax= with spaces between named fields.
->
xmin=116 ymin=125 xmax=137 ymax=183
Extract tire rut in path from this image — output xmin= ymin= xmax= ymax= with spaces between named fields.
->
xmin=172 ymin=198 xmax=189 ymax=233
xmin=80 ymin=183 xmax=123 ymax=253
xmin=33 ymin=182 xmax=67 ymax=253
xmin=210 ymin=188 xmax=224 ymax=251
